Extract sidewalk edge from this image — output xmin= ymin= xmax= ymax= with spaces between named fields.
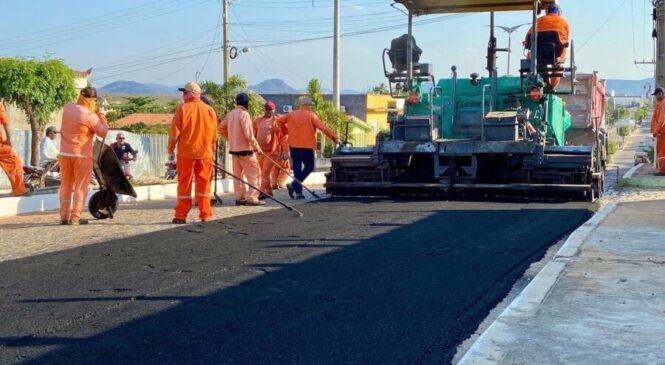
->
xmin=457 ymin=201 xmax=619 ymax=364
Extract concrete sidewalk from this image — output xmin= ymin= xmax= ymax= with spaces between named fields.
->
xmin=458 ymin=198 xmax=665 ymax=364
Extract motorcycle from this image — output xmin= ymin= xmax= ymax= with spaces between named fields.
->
xmin=22 ymin=160 xmax=60 ymax=191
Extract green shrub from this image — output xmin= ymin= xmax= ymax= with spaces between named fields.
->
xmin=618 ymin=126 xmax=630 ymax=138
xmin=607 ymin=140 xmax=618 ymax=156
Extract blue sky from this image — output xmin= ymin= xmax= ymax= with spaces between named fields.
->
xmin=0 ymin=0 xmax=655 ymax=91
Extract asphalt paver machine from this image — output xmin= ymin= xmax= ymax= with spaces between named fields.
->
xmin=326 ymin=0 xmax=606 ymax=201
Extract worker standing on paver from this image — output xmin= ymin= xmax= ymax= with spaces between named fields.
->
xmin=59 ymin=87 xmax=108 ymax=225
xmin=0 ymin=102 xmax=27 ymax=196
xmin=523 ymin=4 xmax=570 ymax=89
xmin=219 ymin=93 xmax=264 ymax=206
xmin=252 ymin=100 xmax=282 ymax=199
xmin=276 ymin=96 xmax=339 ymax=200
xmin=650 ymin=87 xmax=665 ymax=175
xmin=168 ymin=81 xmax=218 ymax=224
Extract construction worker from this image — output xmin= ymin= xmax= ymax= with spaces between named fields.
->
xmin=59 ymin=87 xmax=108 ymax=225
xmin=276 ymin=96 xmax=339 ymax=200
xmin=219 ymin=93 xmax=264 ymax=206
xmin=0 ymin=102 xmax=27 ymax=196
xmin=523 ymin=3 xmax=570 ymax=89
xmin=651 ymin=87 xmax=665 ymax=175
xmin=271 ymin=133 xmax=291 ymax=190
xmin=252 ymin=100 xmax=282 ymax=198
xmin=168 ymin=81 xmax=219 ymax=224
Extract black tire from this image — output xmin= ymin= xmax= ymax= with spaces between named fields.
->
xmin=88 ymin=190 xmax=118 ymax=219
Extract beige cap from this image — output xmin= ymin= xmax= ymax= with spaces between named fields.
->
xmin=178 ymin=81 xmax=202 ymax=94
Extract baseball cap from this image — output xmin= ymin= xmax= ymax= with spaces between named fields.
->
xmin=547 ymin=4 xmax=561 ymax=14
xmin=264 ymin=100 xmax=275 ymax=110
xmin=652 ymin=87 xmax=664 ymax=95
xmin=178 ymin=81 xmax=202 ymax=94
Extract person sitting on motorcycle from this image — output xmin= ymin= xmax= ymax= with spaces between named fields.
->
xmin=111 ymin=132 xmax=138 ymax=179
xmin=40 ymin=126 xmax=59 ymax=168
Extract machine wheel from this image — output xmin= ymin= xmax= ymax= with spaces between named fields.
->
xmin=88 ymin=190 xmax=118 ymax=219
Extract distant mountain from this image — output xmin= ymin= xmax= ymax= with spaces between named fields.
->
xmin=250 ymin=79 xmax=298 ymax=94
xmin=605 ymin=78 xmax=653 ymax=97
xmin=100 ymin=81 xmax=178 ymax=96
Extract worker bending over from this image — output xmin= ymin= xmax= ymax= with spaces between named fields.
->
xmin=277 ymin=96 xmax=339 ymax=200
xmin=59 ymin=87 xmax=108 ymax=224
xmin=651 ymin=87 xmax=665 ymax=175
xmin=0 ymin=102 xmax=27 ymax=196
xmin=219 ymin=93 xmax=264 ymax=206
xmin=168 ymin=81 xmax=219 ymax=224
xmin=523 ymin=3 xmax=570 ymax=89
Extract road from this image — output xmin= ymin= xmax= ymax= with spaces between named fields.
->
xmin=0 ymin=199 xmax=591 ymax=364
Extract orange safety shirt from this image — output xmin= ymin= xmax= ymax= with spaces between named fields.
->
xmin=651 ymin=99 xmax=665 ymax=135
xmin=252 ymin=115 xmax=279 ymax=154
xmin=219 ymin=106 xmax=258 ymax=152
xmin=524 ymin=13 xmax=570 ymax=56
xmin=0 ymin=104 xmax=8 ymax=143
xmin=60 ymin=103 xmax=108 ymax=159
xmin=168 ymin=99 xmax=218 ymax=159
xmin=276 ymin=106 xmax=338 ymax=150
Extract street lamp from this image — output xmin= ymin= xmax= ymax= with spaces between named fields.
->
xmin=493 ymin=23 xmax=530 ymax=76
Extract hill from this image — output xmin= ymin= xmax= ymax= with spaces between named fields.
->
xmin=250 ymin=79 xmax=298 ymax=94
xmin=99 ymin=81 xmax=178 ymax=96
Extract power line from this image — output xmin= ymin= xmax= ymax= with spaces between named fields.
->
xmin=578 ymin=0 xmax=629 ymax=53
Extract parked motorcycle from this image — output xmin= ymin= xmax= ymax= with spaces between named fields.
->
xmin=22 ymin=160 xmax=60 ymax=191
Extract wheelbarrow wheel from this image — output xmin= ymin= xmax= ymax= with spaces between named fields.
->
xmin=88 ymin=190 xmax=118 ymax=219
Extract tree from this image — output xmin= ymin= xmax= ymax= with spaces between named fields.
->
xmin=634 ymin=106 xmax=648 ymax=126
xmin=306 ymin=79 xmax=354 ymax=149
xmin=200 ymin=75 xmax=263 ymax=118
xmin=0 ymin=57 xmax=76 ymax=165
xmin=371 ymin=83 xmax=390 ymax=95
xmin=618 ymin=126 xmax=630 ymax=144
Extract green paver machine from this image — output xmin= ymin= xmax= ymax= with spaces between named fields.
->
xmin=325 ymin=0 xmax=606 ymax=201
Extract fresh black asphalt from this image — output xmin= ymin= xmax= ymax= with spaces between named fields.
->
xmin=0 ymin=199 xmax=592 ymax=364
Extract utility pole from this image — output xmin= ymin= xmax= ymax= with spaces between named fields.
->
xmin=223 ymin=0 xmax=230 ymax=84
xmin=333 ymin=0 xmax=340 ymax=109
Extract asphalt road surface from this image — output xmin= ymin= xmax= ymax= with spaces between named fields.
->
xmin=0 ymin=199 xmax=592 ymax=365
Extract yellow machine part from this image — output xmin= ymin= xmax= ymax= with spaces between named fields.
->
xmin=394 ymin=0 xmax=557 ymax=15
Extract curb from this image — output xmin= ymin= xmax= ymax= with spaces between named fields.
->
xmin=457 ymin=201 xmax=619 ymax=364
xmin=0 ymin=172 xmax=326 ymax=218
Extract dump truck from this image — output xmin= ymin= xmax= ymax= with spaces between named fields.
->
xmin=326 ymin=0 xmax=606 ymax=201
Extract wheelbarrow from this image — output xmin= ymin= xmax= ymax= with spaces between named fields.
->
xmin=88 ymin=139 xmax=137 ymax=219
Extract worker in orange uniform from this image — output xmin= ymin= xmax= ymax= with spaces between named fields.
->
xmin=523 ymin=3 xmax=570 ymax=89
xmin=276 ymin=96 xmax=339 ymax=200
xmin=271 ymin=133 xmax=291 ymax=190
xmin=168 ymin=81 xmax=219 ymax=224
xmin=0 ymin=102 xmax=27 ymax=196
xmin=651 ymin=87 xmax=665 ymax=175
xmin=219 ymin=93 xmax=264 ymax=206
xmin=252 ymin=100 xmax=283 ymax=199
xmin=59 ymin=87 xmax=108 ymax=225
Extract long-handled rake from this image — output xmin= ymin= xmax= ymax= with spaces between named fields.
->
xmin=213 ymin=163 xmax=303 ymax=217
xmin=261 ymin=153 xmax=321 ymax=199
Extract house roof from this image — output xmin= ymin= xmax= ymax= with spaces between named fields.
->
xmin=72 ymin=68 xmax=93 ymax=78
xmin=114 ymin=113 xmax=174 ymax=127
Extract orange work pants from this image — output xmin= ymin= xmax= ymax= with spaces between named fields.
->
xmin=231 ymin=154 xmax=260 ymax=201
xmin=59 ymin=156 xmax=93 ymax=221
xmin=270 ymin=157 xmax=290 ymax=188
xmin=175 ymin=157 xmax=213 ymax=221
xmin=256 ymin=153 xmax=280 ymax=195
xmin=0 ymin=144 xmax=27 ymax=195
xmin=657 ymin=134 xmax=665 ymax=173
